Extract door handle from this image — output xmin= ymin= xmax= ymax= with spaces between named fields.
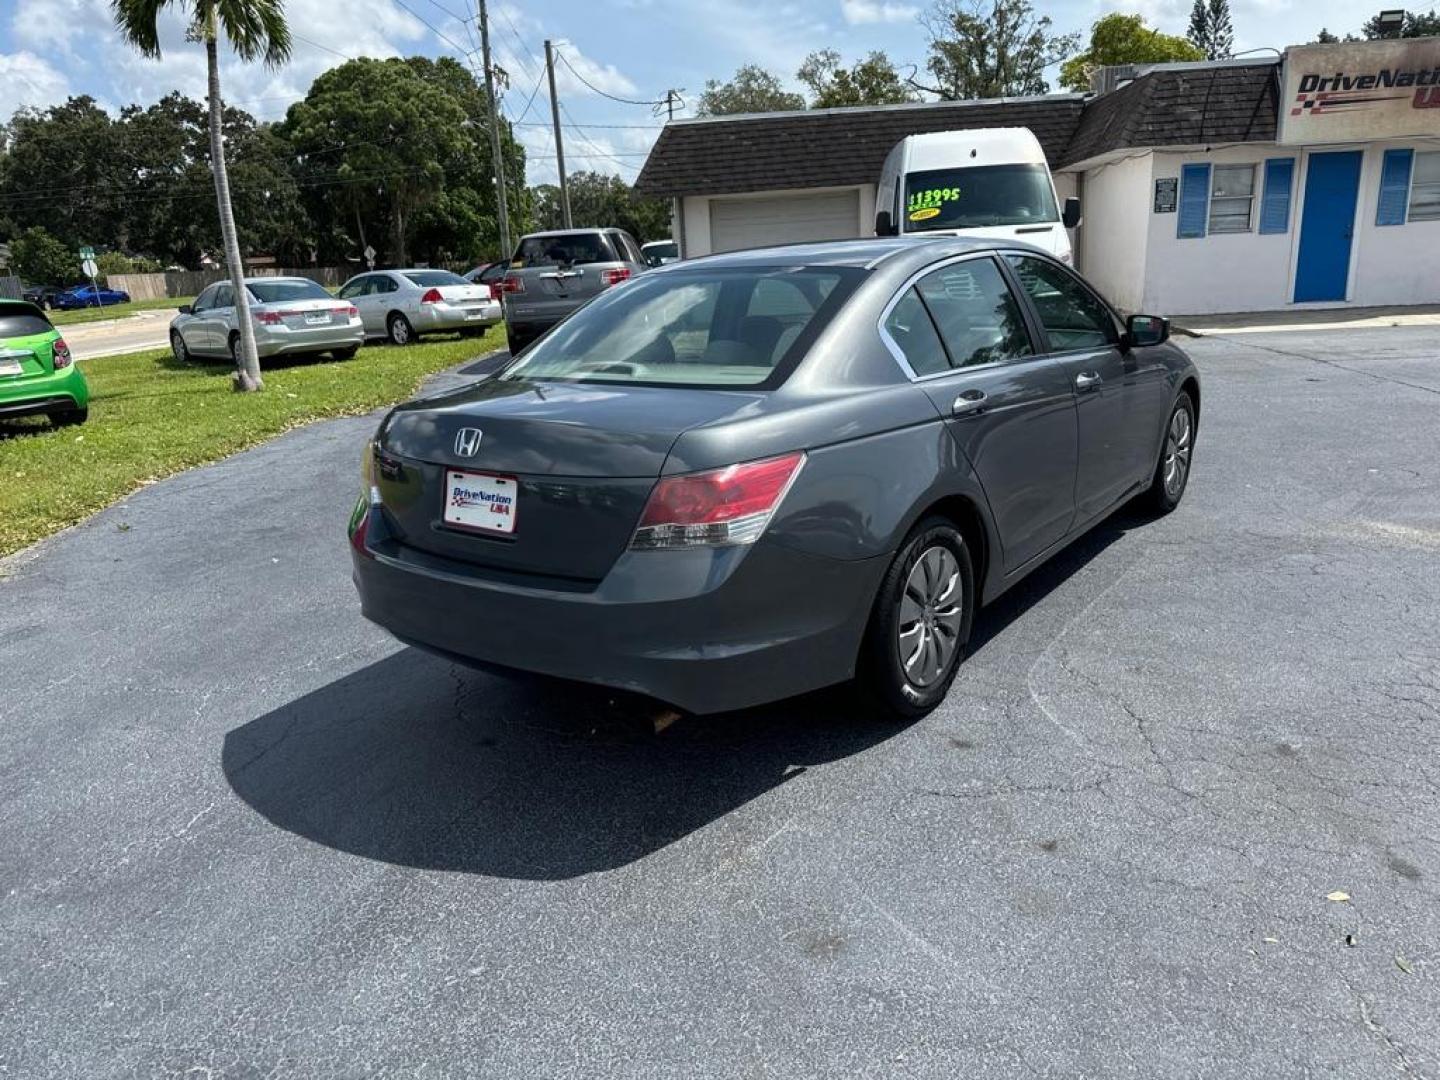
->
xmin=1075 ymin=371 xmax=1102 ymax=391
xmin=952 ymin=389 xmax=987 ymax=416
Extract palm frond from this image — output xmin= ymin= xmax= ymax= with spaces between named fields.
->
xmin=217 ymin=0 xmax=292 ymax=68
xmin=109 ymin=0 xmax=172 ymax=58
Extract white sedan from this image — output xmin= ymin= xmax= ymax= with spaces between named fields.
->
xmin=169 ymin=277 xmax=364 ymax=365
xmin=337 ymin=269 xmax=502 ymax=345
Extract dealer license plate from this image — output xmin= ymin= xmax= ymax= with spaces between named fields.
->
xmin=306 ymin=312 xmax=330 ymax=325
xmin=0 ymin=359 xmax=22 ymax=376
xmin=443 ymin=469 xmax=517 ymax=534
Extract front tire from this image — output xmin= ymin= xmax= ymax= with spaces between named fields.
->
xmin=858 ymin=517 xmax=975 ymax=719
xmin=387 ymin=313 xmax=413 ymax=346
xmin=170 ymin=330 xmax=189 ymax=364
xmin=1146 ymin=391 xmax=1195 ymax=514
xmin=505 ymin=326 xmax=527 ymax=356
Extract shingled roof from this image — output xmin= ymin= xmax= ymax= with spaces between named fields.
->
xmin=1061 ymin=61 xmax=1280 ymax=167
xmin=633 ymin=96 xmax=1086 ymax=198
xmin=634 ymin=61 xmax=1282 ymax=198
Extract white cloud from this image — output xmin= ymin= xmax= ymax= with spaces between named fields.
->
xmin=841 ymin=0 xmax=919 ymax=24
xmin=0 ymin=51 xmax=71 ymax=113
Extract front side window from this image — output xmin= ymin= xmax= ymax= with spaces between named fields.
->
xmin=1210 ymin=164 xmax=1256 ymax=233
xmin=1410 ymin=151 xmax=1440 ymax=222
xmin=1007 ymin=255 xmax=1117 ymax=351
xmin=212 ymin=285 xmax=234 ymax=308
xmin=191 ymin=286 xmax=215 ymax=312
xmin=914 ymin=258 xmax=1032 ymax=369
xmin=501 ymin=267 xmax=860 ymax=388
xmin=902 ymin=165 xmax=1059 ymax=232
xmin=513 ymin=233 xmax=616 ymax=268
xmin=338 ymin=277 xmax=368 ymax=300
xmin=249 ymin=280 xmax=332 ymax=304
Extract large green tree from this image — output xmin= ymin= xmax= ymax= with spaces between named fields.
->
xmin=1187 ymin=0 xmax=1234 ymax=60
xmin=695 ymin=65 xmax=805 ymax=116
xmin=530 ymin=172 xmax=671 ymax=243
xmin=919 ymin=0 xmax=1081 ymax=99
xmin=9 ymin=226 xmax=79 ymax=287
xmin=111 ymin=0 xmax=293 ymax=391
xmin=797 ymin=50 xmax=919 ymax=108
xmin=1060 ymin=14 xmax=1205 ymax=92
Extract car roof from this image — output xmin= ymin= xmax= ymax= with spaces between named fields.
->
xmin=518 ymin=228 xmax=623 ymax=239
xmin=238 ymin=276 xmax=323 ymax=285
xmin=657 ymin=235 xmax=1012 ymax=271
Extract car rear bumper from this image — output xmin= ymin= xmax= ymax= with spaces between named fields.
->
xmin=417 ymin=300 xmax=502 ymax=332
xmin=350 ymin=508 xmax=887 ymax=714
xmin=0 ymin=363 xmax=88 ymax=415
xmin=254 ymin=319 xmax=364 ymax=358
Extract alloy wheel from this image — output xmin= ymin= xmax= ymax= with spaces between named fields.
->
xmin=896 ymin=545 xmax=964 ymax=688
xmin=1163 ymin=406 xmax=1192 ymax=499
xmin=390 ymin=316 xmax=411 ymax=345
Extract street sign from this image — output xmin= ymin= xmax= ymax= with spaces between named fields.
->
xmin=79 ymin=246 xmax=95 ymax=260
xmin=363 ymin=245 xmax=376 ymax=270
xmin=81 ymin=258 xmax=98 ymax=278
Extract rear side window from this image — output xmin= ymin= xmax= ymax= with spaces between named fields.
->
xmin=882 ymin=290 xmax=949 ymax=377
xmin=914 ymin=258 xmax=1032 ymax=369
xmin=249 ymin=280 xmax=332 ymax=303
xmin=0 ymin=310 xmax=54 ymax=337
xmin=1006 ymin=255 xmax=1117 ymax=351
xmin=514 ymin=233 xmax=615 ymax=268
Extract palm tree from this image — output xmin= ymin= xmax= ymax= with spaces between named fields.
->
xmin=111 ymin=0 xmax=291 ymax=392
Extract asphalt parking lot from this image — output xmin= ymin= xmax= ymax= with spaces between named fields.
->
xmin=2 ymin=328 xmax=1438 ymax=1077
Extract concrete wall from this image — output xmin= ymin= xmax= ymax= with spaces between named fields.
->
xmin=1070 ymin=155 xmax=1150 ymax=312
xmin=1350 ymin=139 xmax=1440 ymax=308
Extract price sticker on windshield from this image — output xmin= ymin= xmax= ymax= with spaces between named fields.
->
xmin=907 ymin=186 xmax=961 ymax=222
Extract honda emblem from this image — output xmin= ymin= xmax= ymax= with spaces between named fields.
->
xmin=454 ymin=427 xmax=483 ymax=457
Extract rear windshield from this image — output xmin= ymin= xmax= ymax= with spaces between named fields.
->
xmin=644 ymin=241 xmax=678 ymax=259
xmin=247 ymin=280 xmax=332 ymax=304
xmin=903 ymin=164 xmax=1059 ymax=231
xmin=0 ymin=310 xmax=54 ymax=338
xmin=499 ymin=267 xmax=863 ymax=389
xmin=513 ymin=233 xmax=616 ymax=268
xmin=403 ymin=270 xmax=469 ymax=287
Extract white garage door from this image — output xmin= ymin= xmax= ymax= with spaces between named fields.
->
xmin=709 ymin=190 xmax=860 ymax=254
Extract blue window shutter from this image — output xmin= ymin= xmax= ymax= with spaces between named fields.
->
xmin=1177 ymin=163 xmax=1211 ymax=239
xmin=1259 ymin=158 xmax=1294 ymax=234
xmin=1377 ymin=149 xmax=1413 ymax=226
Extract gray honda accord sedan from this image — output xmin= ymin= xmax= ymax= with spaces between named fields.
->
xmin=349 ymin=237 xmax=1199 ymax=718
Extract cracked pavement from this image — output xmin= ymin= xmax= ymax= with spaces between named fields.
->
xmin=2 ymin=330 xmax=1438 ymax=1077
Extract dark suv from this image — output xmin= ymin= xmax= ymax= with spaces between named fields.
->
xmin=498 ymin=228 xmax=648 ymax=355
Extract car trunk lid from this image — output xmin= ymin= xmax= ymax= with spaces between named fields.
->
xmin=374 ymin=377 xmax=765 ymax=580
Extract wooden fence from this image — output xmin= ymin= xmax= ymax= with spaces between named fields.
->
xmin=105 ymin=266 xmax=357 ymax=301
xmin=0 ymin=275 xmax=22 ymax=300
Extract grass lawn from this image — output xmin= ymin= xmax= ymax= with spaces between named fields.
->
xmin=48 ymin=297 xmax=195 ymax=327
xmin=0 ymin=329 xmax=503 ymax=558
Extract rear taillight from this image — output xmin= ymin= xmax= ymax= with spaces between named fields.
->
xmin=631 ymin=453 xmax=805 ymax=550
xmin=601 ymin=267 xmax=631 ymax=287
xmin=255 ymin=310 xmax=283 ymax=325
xmin=334 ymin=304 xmax=358 ymax=317
xmin=499 ymin=275 xmax=524 ymax=294
xmin=52 ymin=338 xmax=72 ymax=369
xmin=420 ymin=288 xmax=443 ymax=304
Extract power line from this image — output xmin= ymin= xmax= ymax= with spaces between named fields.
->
xmin=557 ymin=99 xmax=643 ymax=173
xmin=390 ymin=0 xmax=480 ymax=63
xmin=554 ymin=49 xmax=664 ymax=107
xmin=511 ymin=66 xmax=548 ymax=126
xmin=291 ymin=32 xmax=355 ymax=61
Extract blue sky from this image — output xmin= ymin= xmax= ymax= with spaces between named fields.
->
xmin=0 ymin=0 xmax=1363 ymax=185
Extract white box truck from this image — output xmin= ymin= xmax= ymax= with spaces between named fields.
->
xmin=874 ymin=127 xmax=1081 ymax=262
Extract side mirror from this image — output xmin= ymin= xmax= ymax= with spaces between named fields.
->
xmin=1126 ymin=313 xmax=1170 ymax=348
xmin=178 ymin=304 xmax=193 ymax=315
xmin=875 ymin=210 xmax=897 ymax=237
xmin=1062 ymin=197 xmax=1082 ymax=229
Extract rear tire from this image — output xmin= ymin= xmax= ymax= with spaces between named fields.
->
xmin=387 ymin=313 xmax=413 ymax=346
xmin=49 ymin=407 xmax=87 ymax=427
xmin=332 ymin=345 xmax=359 ymax=360
xmin=857 ymin=516 xmax=975 ymax=720
xmin=1145 ymin=391 xmax=1196 ymax=515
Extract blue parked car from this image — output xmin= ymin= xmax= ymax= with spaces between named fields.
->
xmin=53 ymin=284 xmax=131 ymax=310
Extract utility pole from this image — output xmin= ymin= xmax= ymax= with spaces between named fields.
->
xmin=478 ymin=0 xmax=511 ymax=258
xmin=544 ymin=39 xmax=572 ymax=228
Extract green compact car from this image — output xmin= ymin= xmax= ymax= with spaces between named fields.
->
xmin=0 ymin=299 xmax=88 ymax=426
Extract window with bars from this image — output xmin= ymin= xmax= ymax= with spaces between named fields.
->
xmin=1209 ymin=165 xmax=1256 ymax=234
xmin=1410 ymin=152 xmax=1440 ymax=222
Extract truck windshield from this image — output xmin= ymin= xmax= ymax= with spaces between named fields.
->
xmin=903 ymin=164 xmax=1058 ymax=231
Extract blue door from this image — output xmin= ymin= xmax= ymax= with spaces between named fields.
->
xmin=1294 ymin=151 xmax=1363 ymax=302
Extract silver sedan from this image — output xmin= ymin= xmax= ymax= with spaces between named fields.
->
xmin=169 ymin=277 xmax=364 ymax=365
xmin=337 ymin=269 xmax=502 ymax=345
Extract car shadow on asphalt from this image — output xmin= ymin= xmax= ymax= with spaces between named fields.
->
xmin=221 ymin=503 xmax=1147 ymax=881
